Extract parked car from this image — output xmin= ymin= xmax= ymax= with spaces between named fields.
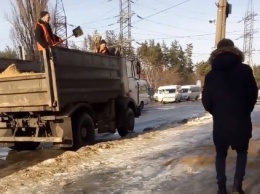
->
xmin=180 ymin=85 xmax=201 ymax=101
xmin=156 ymin=85 xmax=182 ymax=104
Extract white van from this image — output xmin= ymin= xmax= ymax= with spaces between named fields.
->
xmin=157 ymin=85 xmax=182 ymax=104
xmin=138 ymin=80 xmax=150 ymax=110
xmin=181 ymin=85 xmax=201 ymax=101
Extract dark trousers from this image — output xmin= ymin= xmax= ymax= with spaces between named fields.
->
xmin=39 ymin=49 xmax=51 ymax=61
xmin=215 ymin=145 xmax=248 ymax=185
xmin=38 ymin=49 xmax=51 ymax=72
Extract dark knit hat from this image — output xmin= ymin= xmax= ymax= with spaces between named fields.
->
xmin=40 ymin=11 xmax=49 ymax=18
xmin=217 ymin=38 xmax=235 ymax=49
xmin=100 ymin=39 xmax=107 ymax=44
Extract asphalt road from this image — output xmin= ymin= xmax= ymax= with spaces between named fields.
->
xmin=0 ymin=100 xmax=205 ymax=160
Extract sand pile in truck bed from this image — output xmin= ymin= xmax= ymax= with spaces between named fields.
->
xmin=0 ymin=64 xmax=36 ymax=78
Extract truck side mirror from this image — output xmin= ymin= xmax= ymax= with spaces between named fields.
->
xmin=136 ymin=61 xmax=141 ymax=75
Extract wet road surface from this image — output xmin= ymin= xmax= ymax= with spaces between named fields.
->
xmin=135 ymin=100 xmax=205 ymax=132
xmin=0 ymin=100 xmax=205 ymax=178
xmin=0 ymin=102 xmax=260 ymax=193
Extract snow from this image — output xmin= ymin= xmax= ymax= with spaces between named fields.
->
xmin=0 ymin=106 xmax=259 ymax=194
xmin=0 ymin=114 xmax=213 ymax=194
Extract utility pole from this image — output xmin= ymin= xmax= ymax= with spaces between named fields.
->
xmin=215 ymin=0 xmax=227 ymax=48
xmin=215 ymin=0 xmax=231 ymax=48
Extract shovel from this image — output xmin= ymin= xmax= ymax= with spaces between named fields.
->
xmin=54 ymin=26 xmax=83 ymax=46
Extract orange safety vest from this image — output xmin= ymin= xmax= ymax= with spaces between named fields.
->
xmin=36 ymin=22 xmax=57 ymax=51
xmin=98 ymin=47 xmax=109 ymax=54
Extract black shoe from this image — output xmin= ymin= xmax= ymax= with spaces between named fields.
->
xmin=232 ymin=180 xmax=245 ymax=194
xmin=218 ymin=185 xmax=227 ymax=194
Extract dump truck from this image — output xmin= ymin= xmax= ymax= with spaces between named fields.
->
xmin=0 ymin=47 xmax=141 ymax=150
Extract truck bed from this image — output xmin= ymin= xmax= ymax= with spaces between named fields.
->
xmin=0 ymin=48 xmax=123 ymax=112
xmin=52 ymin=47 xmax=122 ymax=110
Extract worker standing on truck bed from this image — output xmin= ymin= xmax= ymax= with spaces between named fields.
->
xmin=95 ymin=39 xmax=110 ymax=55
xmin=35 ymin=11 xmax=62 ymax=60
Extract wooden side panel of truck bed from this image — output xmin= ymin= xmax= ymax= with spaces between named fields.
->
xmin=0 ymin=59 xmax=51 ymax=112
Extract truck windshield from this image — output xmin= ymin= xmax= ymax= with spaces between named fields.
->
xmin=181 ymin=89 xmax=189 ymax=93
xmin=165 ymin=89 xmax=176 ymax=93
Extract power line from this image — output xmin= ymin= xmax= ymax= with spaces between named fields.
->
xmin=65 ymin=0 xmax=113 ymax=7
xmin=132 ymin=32 xmax=176 ymax=37
xmin=70 ymin=29 xmax=243 ymax=43
xmin=134 ymin=0 xmax=214 ymax=18
xmin=81 ymin=15 xmax=119 ymax=26
xmin=80 ymin=22 xmax=119 ymax=31
xmin=132 ymin=1 xmax=157 ymax=11
xmin=136 ymin=17 xmax=208 ymax=33
xmin=111 ymin=0 xmax=192 ymax=32
xmin=132 ymin=26 xmax=177 ymax=37
xmin=133 ymin=1 xmax=238 ymax=24
xmin=132 ymin=0 xmax=191 ymax=25
xmin=133 ymin=26 xmax=243 ymax=39
xmin=80 ymin=8 xmax=118 ymax=26
xmin=134 ymin=8 xmax=212 ymax=23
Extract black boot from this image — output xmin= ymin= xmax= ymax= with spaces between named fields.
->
xmin=217 ymin=184 xmax=227 ymax=194
xmin=232 ymin=180 xmax=245 ymax=194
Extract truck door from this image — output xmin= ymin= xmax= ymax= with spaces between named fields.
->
xmin=126 ymin=60 xmax=139 ymax=105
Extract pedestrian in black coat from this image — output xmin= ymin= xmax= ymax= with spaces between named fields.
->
xmin=202 ymin=39 xmax=258 ymax=194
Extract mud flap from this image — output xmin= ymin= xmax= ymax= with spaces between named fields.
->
xmin=50 ymin=116 xmax=73 ymax=147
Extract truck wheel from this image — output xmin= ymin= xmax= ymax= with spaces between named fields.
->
xmin=9 ymin=130 xmax=40 ymax=151
xmin=73 ymin=113 xmax=95 ymax=150
xmin=140 ymin=102 xmax=144 ymax=111
xmin=117 ymin=108 xmax=135 ymax=137
xmin=11 ymin=142 xmax=40 ymax=151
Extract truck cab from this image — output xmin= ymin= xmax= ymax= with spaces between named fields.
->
xmin=137 ymin=80 xmax=150 ymax=111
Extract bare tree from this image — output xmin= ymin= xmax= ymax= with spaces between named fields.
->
xmin=5 ymin=0 xmax=49 ymax=60
xmin=68 ymin=38 xmax=89 ymax=51
xmin=68 ymin=40 xmax=80 ymax=50
xmin=141 ymin=60 xmax=184 ymax=89
xmin=141 ymin=62 xmax=162 ymax=89
xmin=0 ymin=46 xmax=18 ymax=59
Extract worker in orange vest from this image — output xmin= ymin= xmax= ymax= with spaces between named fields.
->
xmin=95 ymin=39 xmax=110 ymax=55
xmin=35 ymin=11 xmax=62 ymax=57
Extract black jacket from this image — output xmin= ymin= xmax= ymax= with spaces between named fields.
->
xmin=35 ymin=20 xmax=60 ymax=49
xmin=202 ymin=47 xmax=258 ymax=149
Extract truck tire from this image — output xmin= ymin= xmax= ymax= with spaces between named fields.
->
xmin=11 ymin=142 xmax=40 ymax=151
xmin=117 ymin=108 xmax=135 ymax=137
xmin=9 ymin=130 xmax=40 ymax=151
xmin=140 ymin=102 xmax=144 ymax=111
xmin=72 ymin=113 xmax=95 ymax=150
